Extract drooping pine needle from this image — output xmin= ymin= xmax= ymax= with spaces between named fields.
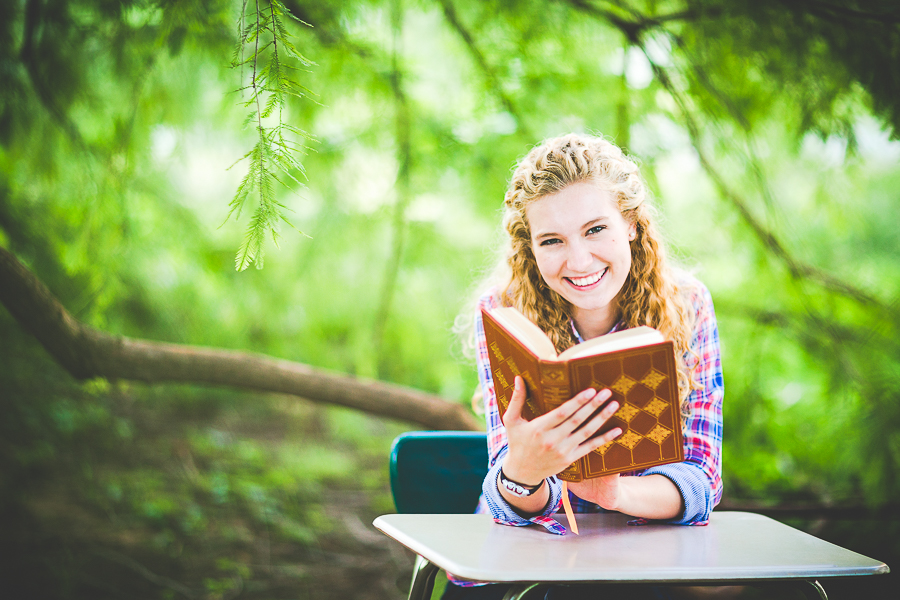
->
xmin=226 ymin=0 xmax=315 ymax=271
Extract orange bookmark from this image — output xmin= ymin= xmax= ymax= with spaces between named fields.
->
xmin=560 ymin=481 xmax=579 ymax=535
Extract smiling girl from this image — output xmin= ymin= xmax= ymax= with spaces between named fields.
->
xmin=445 ymin=133 xmax=724 ymax=599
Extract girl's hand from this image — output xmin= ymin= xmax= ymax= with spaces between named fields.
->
xmin=500 ymin=376 xmax=622 ymax=487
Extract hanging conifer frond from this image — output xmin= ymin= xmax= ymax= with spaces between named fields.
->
xmin=227 ymin=0 xmax=315 ymax=270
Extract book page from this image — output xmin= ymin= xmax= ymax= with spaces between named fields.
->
xmin=557 ymin=326 xmax=664 ymax=361
xmin=487 ymin=307 xmax=557 ymax=360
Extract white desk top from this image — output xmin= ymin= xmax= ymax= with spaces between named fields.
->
xmin=373 ymin=511 xmax=888 ymax=584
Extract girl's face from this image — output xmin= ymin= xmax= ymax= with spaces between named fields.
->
xmin=526 ymin=182 xmax=635 ymax=335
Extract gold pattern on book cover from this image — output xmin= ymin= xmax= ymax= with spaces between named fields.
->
xmin=640 ymin=369 xmax=667 ymax=390
xmin=506 ymin=356 xmax=521 ymax=376
xmin=497 ymin=355 xmax=542 ymax=417
xmin=559 ymin=463 xmax=581 ymax=478
xmin=643 ymin=398 xmax=668 ymax=417
xmin=543 ymin=385 xmax=569 ymax=406
xmin=493 ymin=369 xmax=509 ymax=391
xmin=540 ymin=362 xmax=567 ymax=384
xmin=615 ymin=430 xmax=643 ymax=450
xmin=583 ymin=349 xmax=683 ymax=479
xmin=519 ymin=369 xmax=537 ymax=390
xmin=611 ymin=374 xmax=637 ymax=395
xmin=645 ymin=424 xmax=673 ymax=445
xmin=614 ymin=402 xmax=640 ymax=423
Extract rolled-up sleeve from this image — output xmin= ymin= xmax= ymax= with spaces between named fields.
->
xmin=482 ymin=451 xmax=565 ymax=532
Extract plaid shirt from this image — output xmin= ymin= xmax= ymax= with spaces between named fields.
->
xmin=473 ymin=273 xmax=723 ymax=534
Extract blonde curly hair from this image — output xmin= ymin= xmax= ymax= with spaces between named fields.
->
xmin=497 ymin=133 xmax=698 ymax=413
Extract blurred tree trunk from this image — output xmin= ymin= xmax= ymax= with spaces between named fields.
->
xmin=0 ymin=246 xmax=480 ymax=432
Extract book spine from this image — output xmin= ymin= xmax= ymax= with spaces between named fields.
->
xmin=539 ymin=361 xmax=584 ymax=482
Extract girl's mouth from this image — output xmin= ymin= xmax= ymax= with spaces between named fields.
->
xmin=565 ymin=267 xmax=608 ymax=289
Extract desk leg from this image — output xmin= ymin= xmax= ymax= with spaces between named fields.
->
xmin=502 ymin=583 xmax=549 ymax=600
xmin=408 ymin=555 xmax=440 ymax=600
xmin=794 ymin=579 xmax=828 ymax=600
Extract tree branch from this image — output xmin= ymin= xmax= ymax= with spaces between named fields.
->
xmin=564 ymin=0 xmax=642 ymax=43
xmin=19 ymin=0 xmax=91 ymax=152
xmin=716 ymin=301 xmax=896 ymax=383
xmin=564 ymin=1 xmax=897 ymax=319
xmin=436 ymin=0 xmax=533 ymax=140
xmin=789 ymin=0 xmax=900 ymax=25
xmin=718 ymin=302 xmax=873 ymax=347
xmin=0 ymin=246 xmax=480 ymax=432
xmin=654 ymin=62 xmax=888 ymax=309
xmin=562 ymin=0 xmax=719 ymax=42
xmin=282 ymin=0 xmax=376 ymax=59
xmin=373 ymin=0 xmax=412 ymax=362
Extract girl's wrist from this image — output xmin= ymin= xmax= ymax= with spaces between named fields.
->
xmin=499 ymin=455 xmax=543 ymax=487
xmin=499 ymin=467 xmax=545 ymax=495
xmin=496 ymin=472 xmax=551 ymax=515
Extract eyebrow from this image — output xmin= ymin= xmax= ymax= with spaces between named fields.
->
xmin=533 ymin=217 xmax=609 ymax=240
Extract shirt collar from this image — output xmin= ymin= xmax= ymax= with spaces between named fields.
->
xmin=571 ymin=319 xmax=622 ymax=344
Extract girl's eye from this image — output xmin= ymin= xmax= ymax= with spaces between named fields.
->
xmin=587 ymin=225 xmax=606 ymax=235
xmin=539 ymin=238 xmax=562 ymax=246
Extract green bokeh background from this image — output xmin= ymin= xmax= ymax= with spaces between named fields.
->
xmin=1 ymin=1 xmax=898 ymax=598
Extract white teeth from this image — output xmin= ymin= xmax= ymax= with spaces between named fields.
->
xmin=568 ymin=268 xmax=607 ymax=287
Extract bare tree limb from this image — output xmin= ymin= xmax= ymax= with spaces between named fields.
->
xmin=373 ymin=0 xmax=412 ymax=362
xmin=790 ymin=0 xmax=900 ymax=25
xmin=648 ymin=59 xmax=889 ymax=310
xmin=718 ymin=302 xmax=871 ymax=347
xmin=436 ymin=0 xmax=534 ymax=140
xmin=19 ymin=0 xmax=91 ymax=152
xmin=562 ymin=1 xmax=897 ymax=320
xmin=0 ymin=246 xmax=481 ymax=432
xmin=562 ymin=0 xmax=719 ymax=42
xmin=283 ymin=0 xmax=377 ymax=60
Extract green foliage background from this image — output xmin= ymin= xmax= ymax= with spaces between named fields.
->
xmin=1 ymin=0 xmax=898 ymax=598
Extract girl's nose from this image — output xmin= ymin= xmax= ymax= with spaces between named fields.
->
xmin=565 ymin=240 xmax=593 ymax=272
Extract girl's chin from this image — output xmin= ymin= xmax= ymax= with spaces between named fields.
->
xmin=559 ymin=286 xmax=623 ymax=315
xmin=562 ymin=293 xmax=614 ymax=311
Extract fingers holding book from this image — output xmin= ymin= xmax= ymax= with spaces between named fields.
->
xmin=571 ymin=393 xmax=623 ymax=451
xmin=501 ymin=377 xmax=624 ymax=487
xmin=552 ymin=388 xmax=623 ymax=458
xmin=557 ymin=388 xmax=617 ymax=435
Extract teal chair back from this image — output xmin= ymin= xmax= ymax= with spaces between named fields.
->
xmin=389 ymin=431 xmax=488 ymax=514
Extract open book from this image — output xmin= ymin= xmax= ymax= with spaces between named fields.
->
xmin=482 ymin=307 xmax=684 ymax=482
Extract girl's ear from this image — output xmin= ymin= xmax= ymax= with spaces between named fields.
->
xmin=628 ymin=222 xmax=637 ymax=242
